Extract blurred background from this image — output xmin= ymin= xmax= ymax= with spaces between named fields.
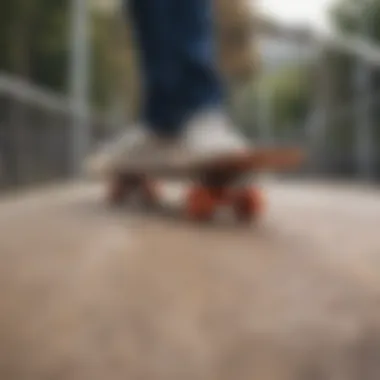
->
xmin=1 ymin=0 xmax=380 ymax=192
xmin=1 ymin=2 xmax=380 ymax=380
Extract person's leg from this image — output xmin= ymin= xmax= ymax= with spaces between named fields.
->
xmin=126 ymin=0 xmax=225 ymax=134
xmin=170 ymin=0 xmax=247 ymax=162
xmin=172 ymin=0 xmax=225 ymax=126
xmin=85 ymin=0 xmax=248 ymax=177
xmin=127 ymin=0 xmax=228 ymax=135
xmin=127 ymin=0 xmax=181 ymax=137
xmin=85 ymin=0 xmax=182 ymax=177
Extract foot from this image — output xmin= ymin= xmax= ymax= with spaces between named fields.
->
xmin=124 ymin=110 xmax=249 ymax=172
xmin=84 ymin=125 xmax=147 ymax=178
xmin=85 ymin=110 xmax=249 ymax=177
xmin=84 ymin=125 xmax=180 ymax=178
xmin=178 ymin=109 xmax=249 ymax=168
xmin=132 ymin=110 xmax=249 ymax=171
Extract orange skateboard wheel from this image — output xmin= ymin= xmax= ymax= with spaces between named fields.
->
xmin=233 ymin=187 xmax=264 ymax=222
xmin=186 ymin=186 xmax=216 ymax=221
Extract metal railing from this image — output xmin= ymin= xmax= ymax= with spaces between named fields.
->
xmin=0 ymin=74 xmax=112 ymax=191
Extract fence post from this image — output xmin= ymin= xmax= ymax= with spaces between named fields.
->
xmin=68 ymin=0 xmax=90 ymax=176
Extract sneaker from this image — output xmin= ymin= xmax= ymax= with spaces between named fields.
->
xmin=126 ymin=110 xmax=249 ymax=172
xmin=85 ymin=110 xmax=249 ymax=178
xmin=84 ymin=125 xmax=147 ymax=178
xmin=84 ymin=125 xmax=179 ymax=177
xmin=178 ymin=109 xmax=249 ymax=168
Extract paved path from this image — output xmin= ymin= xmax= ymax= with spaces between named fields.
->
xmin=0 ymin=180 xmax=379 ymax=380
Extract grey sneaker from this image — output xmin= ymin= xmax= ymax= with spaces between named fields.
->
xmin=131 ymin=110 xmax=249 ymax=171
xmin=85 ymin=110 xmax=249 ymax=178
xmin=84 ymin=125 xmax=147 ymax=178
xmin=84 ymin=125 xmax=179 ymax=177
xmin=178 ymin=109 xmax=249 ymax=168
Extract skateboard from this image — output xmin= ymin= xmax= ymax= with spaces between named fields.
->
xmin=105 ymin=147 xmax=305 ymax=222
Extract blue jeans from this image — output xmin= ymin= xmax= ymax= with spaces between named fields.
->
xmin=125 ymin=0 xmax=224 ymax=137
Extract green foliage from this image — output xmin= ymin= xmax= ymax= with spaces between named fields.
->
xmin=327 ymin=0 xmax=380 ymax=150
xmin=0 ymin=0 xmax=122 ymax=110
xmin=31 ymin=0 xmax=69 ymax=92
xmin=269 ymin=65 xmax=312 ymax=129
xmin=331 ymin=0 xmax=380 ymax=37
xmin=252 ymin=64 xmax=313 ymax=138
xmin=227 ymin=64 xmax=313 ymax=142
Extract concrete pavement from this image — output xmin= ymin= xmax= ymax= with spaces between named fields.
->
xmin=0 ymin=180 xmax=379 ymax=379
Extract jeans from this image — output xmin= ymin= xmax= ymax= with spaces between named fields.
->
xmin=125 ymin=0 xmax=224 ymax=137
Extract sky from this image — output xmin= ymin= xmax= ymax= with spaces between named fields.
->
xmin=257 ymin=0 xmax=334 ymax=31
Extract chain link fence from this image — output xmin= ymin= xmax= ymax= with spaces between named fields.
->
xmin=0 ymin=75 xmax=112 ymax=191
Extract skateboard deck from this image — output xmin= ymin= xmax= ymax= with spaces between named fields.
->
xmin=106 ymin=147 xmax=305 ymax=222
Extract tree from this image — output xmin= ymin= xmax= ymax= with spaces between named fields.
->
xmin=322 ymin=0 xmax=380 ymax=154
xmin=0 ymin=0 xmax=126 ymax=111
xmin=267 ymin=65 xmax=312 ymax=132
xmin=234 ymin=64 xmax=313 ymax=140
